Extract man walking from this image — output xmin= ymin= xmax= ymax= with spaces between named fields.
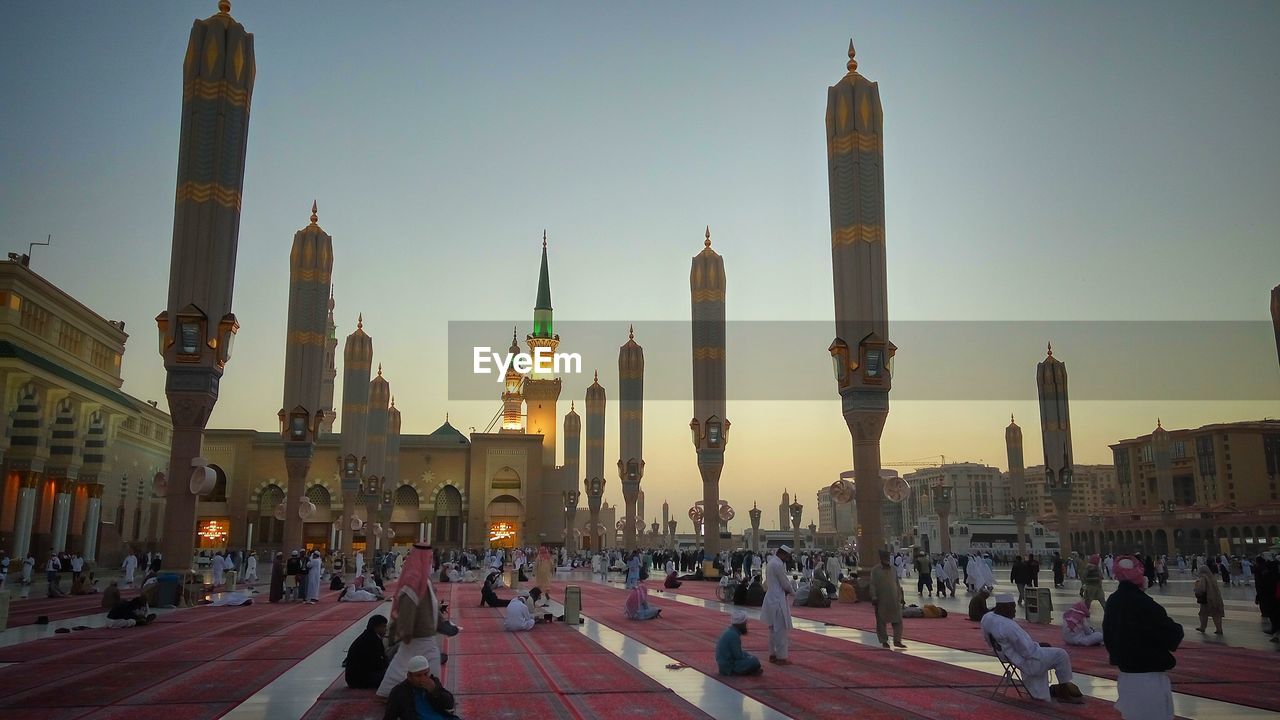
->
xmin=870 ymin=549 xmax=906 ymax=649
xmin=762 ymin=545 xmax=795 ymax=665
xmin=1104 ymin=555 xmax=1183 ymax=719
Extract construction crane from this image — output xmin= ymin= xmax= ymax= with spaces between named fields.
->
xmin=881 ymin=455 xmax=947 ymax=470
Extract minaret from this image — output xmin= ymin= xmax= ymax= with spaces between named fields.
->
xmin=618 ymin=325 xmax=645 ymax=550
xmin=1151 ymin=419 xmax=1176 ymax=554
xmin=157 ymin=0 xmax=255 ymax=573
xmin=1006 ymin=414 xmax=1027 ymax=556
xmin=320 ymin=284 xmax=338 ymax=434
xmin=563 ymin=403 xmax=581 ymax=551
xmin=366 ymin=365 xmax=391 ymax=550
xmin=690 ymin=226 xmax=729 ymax=564
xmin=1037 ymin=342 xmax=1074 ymax=558
xmin=662 ymin=498 xmax=670 ymax=536
xmin=779 ymin=489 xmax=790 ymax=530
xmin=279 ymin=202 xmax=334 ymax=549
xmin=638 ymin=490 xmax=646 ymax=531
xmin=1271 ymin=285 xmax=1279 ymax=374
xmin=827 ymin=40 xmax=895 ymax=574
xmin=525 ymin=232 xmax=562 ymax=468
xmin=500 ymin=329 xmax=525 ymax=432
xmin=337 ymin=315 xmax=373 ymax=560
xmin=386 ymin=397 xmax=402 ymax=535
xmin=584 ymin=372 xmax=606 ymax=551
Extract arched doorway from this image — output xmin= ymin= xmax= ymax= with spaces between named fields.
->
xmin=303 ymin=484 xmax=332 ymax=551
xmin=486 ymin=494 xmax=523 ymax=549
xmin=434 ymin=485 xmax=463 ymax=546
xmin=391 ymin=484 xmax=420 ymax=541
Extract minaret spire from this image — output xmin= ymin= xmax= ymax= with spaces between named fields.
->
xmin=533 ymin=232 xmax=554 ymax=337
xmin=846 ymin=38 xmax=857 ymax=74
xmin=310 ymin=200 xmax=318 ymax=225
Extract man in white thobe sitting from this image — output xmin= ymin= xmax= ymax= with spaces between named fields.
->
xmin=981 ymin=594 xmax=1083 ymax=703
xmin=503 ymin=592 xmax=536 ymax=631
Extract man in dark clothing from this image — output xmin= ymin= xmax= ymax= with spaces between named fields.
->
xmin=344 ymin=614 xmax=390 ymax=689
xmin=383 ymin=655 xmax=457 ymax=720
xmin=1052 ymin=553 xmax=1065 ymax=588
xmin=480 ymin=571 xmax=510 ymax=607
xmin=1103 ymin=555 xmax=1183 ymax=719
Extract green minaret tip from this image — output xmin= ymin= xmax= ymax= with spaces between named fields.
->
xmin=533 ymin=231 xmax=554 ymax=337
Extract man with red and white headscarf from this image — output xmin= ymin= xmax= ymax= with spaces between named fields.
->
xmin=535 ymin=545 xmax=553 ymax=591
xmin=1103 ymin=555 xmax=1183 ymax=719
xmin=377 ymin=543 xmax=441 ymax=698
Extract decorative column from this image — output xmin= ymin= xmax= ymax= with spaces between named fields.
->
xmin=1006 ymin=414 xmax=1028 ymax=556
xmin=690 ymin=227 xmax=729 ymax=567
xmin=337 ymin=316 xmax=373 ymax=561
xmin=81 ymin=483 xmax=104 ymax=563
xmin=49 ymin=478 xmax=73 ymax=553
xmin=749 ymin=502 xmax=762 ymax=553
xmin=11 ymin=471 xmax=40 ymax=562
xmin=156 ymin=0 xmax=255 ymax=573
xmin=1037 ymin=343 xmax=1074 ymax=558
xmin=1151 ymin=420 xmax=1177 ymax=555
xmin=618 ymin=326 xmax=644 ymax=550
xmin=584 ymin=372 xmax=606 ymax=551
xmin=563 ymin=404 xmax=581 ymax=552
xmin=365 ymin=367 xmax=391 ymax=551
xmin=933 ymin=485 xmax=953 ymax=554
xmin=826 ymin=41 xmax=894 ymax=574
xmin=280 ymin=202 xmax=332 ymax=549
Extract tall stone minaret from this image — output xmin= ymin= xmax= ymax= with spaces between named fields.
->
xmin=280 ymin=202 xmax=334 ymax=549
xmin=338 ymin=315 xmax=373 ymax=559
xmin=1271 ymin=285 xmax=1279 ymax=374
xmin=1006 ymin=414 xmax=1027 ymax=556
xmin=618 ymin=326 xmax=645 ymax=550
xmin=366 ymin=366 xmax=391 ymax=550
xmin=563 ymin=403 xmax=581 ymax=550
xmin=691 ymin=226 xmax=728 ymax=562
xmin=320 ymin=285 xmax=338 ymax=434
xmin=500 ymin=329 xmax=525 ymax=433
xmin=779 ymin=489 xmax=790 ymax=530
xmin=1037 ymin=342 xmax=1074 ymax=557
xmin=1151 ymin=419 xmax=1175 ymax=553
xmin=386 ymin=397 xmax=402 ymax=530
xmin=828 ymin=40 xmax=894 ymax=573
xmin=584 ymin=372 xmax=607 ymax=551
xmin=157 ymin=0 xmax=255 ymax=573
xmin=525 ymin=232 xmax=562 ymax=468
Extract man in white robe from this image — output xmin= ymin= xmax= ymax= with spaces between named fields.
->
xmin=211 ymin=552 xmax=226 ymax=586
xmin=354 ymin=551 xmax=365 ymax=579
xmin=504 ymin=594 xmax=536 ymax=631
xmin=378 ymin=544 xmax=442 ymax=697
xmin=121 ymin=552 xmax=138 ymax=587
xmin=305 ymin=551 xmax=323 ymax=603
xmin=762 ymin=545 xmax=795 ymax=665
xmin=967 ymin=555 xmax=996 ymax=594
xmin=981 ymin=594 xmax=1082 ymax=703
xmin=244 ymin=551 xmax=259 ymax=583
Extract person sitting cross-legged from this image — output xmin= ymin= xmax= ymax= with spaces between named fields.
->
xmin=716 ymin=609 xmax=763 ymax=676
xmin=1061 ymin=600 xmax=1104 ymax=647
xmin=981 ymin=593 xmax=1084 ymax=704
xmin=624 ymin=582 xmax=662 ymax=620
xmin=382 ymin=655 xmax=458 ymax=720
xmin=344 ymin=614 xmax=390 ymax=689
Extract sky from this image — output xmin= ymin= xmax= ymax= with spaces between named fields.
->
xmin=3 ymin=1 xmax=1278 ymax=530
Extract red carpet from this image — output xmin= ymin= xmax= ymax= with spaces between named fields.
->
xmin=223 ymin=632 xmax=332 ymax=659
xmin=131 ymin=633 xmax=259 ymax=662
xmin=446 ymin=630 xmax=528 ymax=655
xmin=83 ymin=702 xmax=235 ymax=720
xmin=446 ymin=653 xmax=551 ymax=695
xmin=122 ymin=658 xmax=300 ymax=704
xmin=753 ymin=687 xmax=931 ymax=719
xmin=534 ymin=651 xmax=666 ymax=694
xmin=565 ymin=690 xmax=715 ymax=720
xmin=0 ymin=660 xmax=199 ymax=708
xmin=454 ymin=692 xmax=577 ymax=720
xmin=300 ymin=698 xmax=386 ymax=720
xmin=3 ymin=590 xmax=136 ymax=628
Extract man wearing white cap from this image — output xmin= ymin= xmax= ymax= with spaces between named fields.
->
xmin=762 ymin=545 xmax=795 ymax=664
xmin=382 ymin=654 xmax=457 ymax=720
xmin=981 ymin=593 xmax=1083 ymax=704
xmin=716 ymin=609 xmax=763 ymax=676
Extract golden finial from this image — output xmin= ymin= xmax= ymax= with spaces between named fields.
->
xmin=1046 ymin=341 xmax=1053 ymax=357
xmin=847 ymin=38 xmax=857 ymax=73
xmin=445 ymin=412 xmax=449 ymax=422
xmin=391 ymin=396 xmax=396 ymax=408
xmin=1010 ymin=413 xmax=1015 ymax=424
xmin=629 ymin=324 xmax=634 ymax=340
xmin=377 ymin=363 xmax=383 ymax=377
xmin=571 ymin=401 xmax=575 ymax=411
xmin=1157 ymin=418 xmax=1162 ymax=429
xmin=310 ymin=200 xmax=318 ymax=225
xmin=357 ymin=313 xmax=363 ymax=330
xmin=593 ymin=370 xmax=599 ymax=383
xmin=218 ymin=0 xmax=231 ymax=15
xmin=704 ymin=225 xmax=711 ymax=247
xmin=543 ymin=229 xmax=547 ymax=249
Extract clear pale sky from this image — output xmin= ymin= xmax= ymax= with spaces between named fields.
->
xmin=3 ymin=1 xmax=1278 ymax=530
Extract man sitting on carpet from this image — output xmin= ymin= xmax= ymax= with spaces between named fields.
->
xmin=481 ymin=571 xmax=511 ymax=607
xmin=624 ymin=582 xmax=662 ymax=620
xmin=980 ymin=593 xmax=1083 ymax=704
xmin=344 ymin=614 xmax=390 ymax=689
xmin=503 ymin=590 xmax=537 ymax=631
xmin=664 ymin=569 xmax=682 ymax=589
xmin=716 ymin=609 xmax=763 ymax=676
xmin=106 ymin=596 xmax=156 ymax=628
xmin=968 ymin=587 xmax=992 ymax=621
xmin=382 ymin=655 xmax=458 ymax=720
